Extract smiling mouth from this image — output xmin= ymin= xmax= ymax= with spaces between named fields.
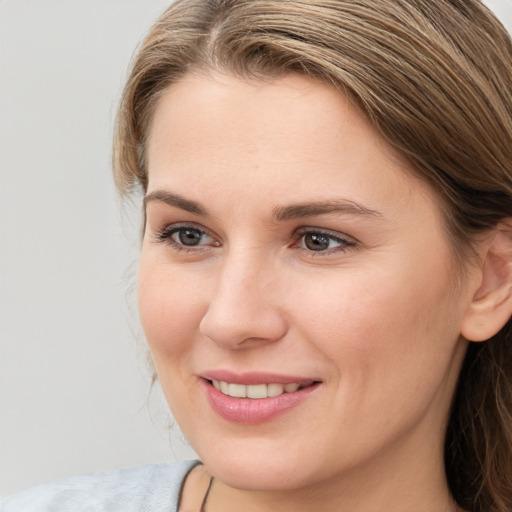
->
xmin=209 ymin=379 xmax=316 ymax=399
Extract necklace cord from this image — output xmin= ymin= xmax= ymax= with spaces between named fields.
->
xmin=200 ymin=475 xmax=215 ymax=512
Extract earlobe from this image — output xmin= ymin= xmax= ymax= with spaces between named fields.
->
xmin=460 ymin=223 xmax=512 ymax=342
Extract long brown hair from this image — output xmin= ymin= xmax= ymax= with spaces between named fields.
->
xmin=113 ymin=1 xmax=512 ymax=510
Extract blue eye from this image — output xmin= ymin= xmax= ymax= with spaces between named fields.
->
xmin=297 ymin=230 xmax=355 ymax=253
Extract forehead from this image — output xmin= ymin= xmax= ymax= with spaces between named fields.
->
xmin=146 ymin=72 xmax=433 ymax=217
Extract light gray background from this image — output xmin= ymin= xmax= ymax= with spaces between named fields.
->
xmin=1 ymin=0 xmax=511 ymax=498
xmin=0 ymin=0 xmax=198 ymax=497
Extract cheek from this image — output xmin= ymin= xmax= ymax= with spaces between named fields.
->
xmin=137 ymin=259 xmax=210 ymax=421
xmin=284 ymin=265 xmax=464 ymax=458
xmin=290 ymin=259 xmax=462 ymax=386
xmin=137 ymin=259 xmax=206 ymax=359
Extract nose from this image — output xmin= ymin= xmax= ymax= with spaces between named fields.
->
xmin=199 ymin=253 xmax=288 ymax=349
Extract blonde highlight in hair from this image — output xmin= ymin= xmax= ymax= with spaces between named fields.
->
xmin=113 ymin=2 xmax=512 ymax=510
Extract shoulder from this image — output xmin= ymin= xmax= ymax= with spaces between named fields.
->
xmin=1 ymin=460 xmax=200 ymax=512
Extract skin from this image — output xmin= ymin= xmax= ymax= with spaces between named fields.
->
xmin=138 ymin=72 xmax=479 ymax=511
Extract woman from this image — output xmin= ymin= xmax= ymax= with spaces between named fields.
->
xmin=3 ymin=1 xmax=512 ymax=511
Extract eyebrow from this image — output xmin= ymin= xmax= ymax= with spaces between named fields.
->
xmin=272 ymin=199 xmax=382 ymax=221
xmin=144 ymin=190 xmax=210 ymax=216
xmin=144 ymin=189 xmax=382 ymax=221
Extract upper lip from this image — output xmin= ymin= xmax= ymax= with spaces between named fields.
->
xmin=200 ymin=370 xmax=320 ymax=385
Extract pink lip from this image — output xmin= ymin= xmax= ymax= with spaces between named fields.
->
xmin=201 ymin=370 xmax=318 ymax=386
xmin=200 ymin=377 xmax=321 ymax=424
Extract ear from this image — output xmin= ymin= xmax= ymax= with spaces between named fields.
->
xmin=461 ymin=223 xmax=512 ymax=342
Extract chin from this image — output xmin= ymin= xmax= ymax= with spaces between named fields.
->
xmin=190 ymin=432 xmax=334 ymax=492
xmin=205 ymin=457 xmax=311 ymax=492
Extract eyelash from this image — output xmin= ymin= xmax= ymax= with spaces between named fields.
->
xmin=292 ymin=227 xmax=357 ymax=255
xmin=153 ymin=223 xmax=219 ymax=253
xmin=152 ymin=224 xmax=357 ymax=255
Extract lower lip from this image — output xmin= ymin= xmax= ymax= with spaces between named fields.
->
xmin=201 ymin=379 xmax=321 ymax=424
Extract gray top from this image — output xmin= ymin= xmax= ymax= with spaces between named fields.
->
xmin=1 ymin=460 xmax=200 ymax=512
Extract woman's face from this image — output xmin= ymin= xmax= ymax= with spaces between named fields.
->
xmin=139 ymin=73 xmax=476 ymax=492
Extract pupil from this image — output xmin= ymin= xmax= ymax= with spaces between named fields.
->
xmin=304 ymin=233 xmax=329 ymax=251
xmin=179 ymin=229 xmax=202 ymax=246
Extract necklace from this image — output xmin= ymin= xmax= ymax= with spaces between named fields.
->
xmin=200 ymin=475 xmax=215 ymax=512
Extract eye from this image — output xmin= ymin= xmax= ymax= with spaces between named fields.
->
xmin=154 ymin=224 xmax=219 ymax=250
xmin=295 ymin=229 xmax=356 ymax=254
xmin=172 ymin=227 xmax=210 ymax=246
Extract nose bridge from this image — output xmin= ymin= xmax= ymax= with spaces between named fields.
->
xmin=199 ymin=245 xmax=287 ymax=348
xmin=221 ymin=245 xmax=268 ymax=295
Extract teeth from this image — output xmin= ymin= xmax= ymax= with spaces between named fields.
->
xmin=247 ymin=384 xmax=267 ymax=399
xmin=228 ymin=383 xmax=247 ymax=398
xmin=211 ymin=380 xmax=312 ymax=399
xmin=267 ymin=383 xmax=285 ymax=397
